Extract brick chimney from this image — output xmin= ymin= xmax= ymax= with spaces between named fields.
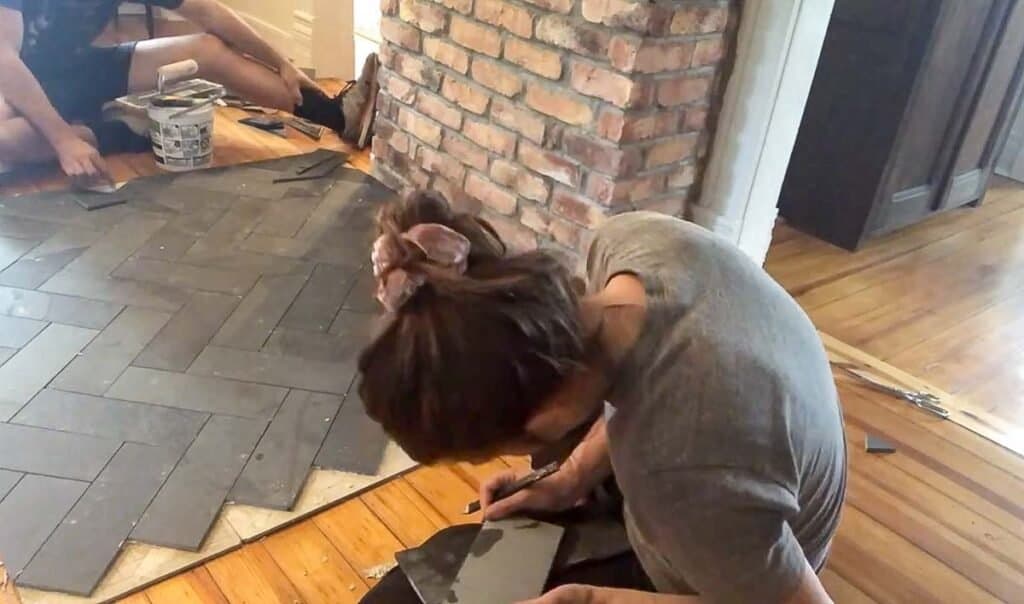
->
xmin=373 ymin=0 xmax=736 ymax=254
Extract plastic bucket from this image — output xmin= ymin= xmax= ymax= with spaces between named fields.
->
xmin=148 ymin=102 xmax=214 ymax=172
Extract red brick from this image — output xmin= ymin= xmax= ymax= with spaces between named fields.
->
xmin=391 ymin=51 xmax=443 ymax=90
xmin=646 ymin=134 xmax=698 ymax=168
xmin=463 ymin=118 xmax=517 ymax=157
xmin=518 ymin=141 xmax=580 ymax=187
xmin=609 ymin=36 xmax=695 ymax=74
xmin=693 ymin=37 xmax=726 ymax=67
xmin=382 ymin=0 xmax=400 ymax=15
xmin=519 ymin=0 xmax=573 ymax=14
xmin=432 ymin=0 xmax=473 ymax=14
xmin=671 ymin=5 xmax=729 ymax=35
xmin=381 ymin=18 xmax=422 ymax=51
xmin=416 ymin=91 xmax=463 ymax=129
xmin=398 ymin=107 xmax=443 ymax=148
xmin=581 ymin=0 xmax=658 ymax=32
xmin=471 ymin=57 xmax=524 ymax=97
xmin=399 ymin=0 xmax=448 ymax=33
xmin=423 ymin=37 xmax=470 ymax=74
xmin=482 ymin=210 xmax=538 ymax=252
xmin=451 ymin=16 xmax=503 ymax=58
xmin=657 ymin=75 xmax=712 ymax=107
xmin=491 ymin=98 xmax=546 ymax=144
xmin=536 ymin=15 xmax=610 ymax=59
xmin=375 ymin=118 xmax=411 ymax=154
xmin=516 ymin=170 xmax=550 ymax=202
xmin=551 ymin=186 xmax=608 ymax=227
xmin=475 ymin=0 xmax=534 ymax=38
xmin=441 ymin=76 xmax=491 ymax=114
xmin=569 ymin=61 xmax=648 ymax=109
xmin=466 ymin=172 xmax=518 ymax=215
xmin=504 ymin=38 xmax=563 ymax=80
xmin=585 ymin=172 xmax=666 ymax=206
xmin=520 ymin=203 xmax=551 ymax=234
xmin=382 ymin=71 xmax=418 ymax=105
xmin=596 ymin=107 xmax=683 ymax=143
xmin=525 ymin=82 xmax=594 ymax=126
xmin=376 ymin=137 xmax=431 ymax=189
xmin=433 ymin=176 xmax=478 ymax=213
xmin=561 ymin=130 xmax=641 ymax=177
xmin=549 ymin=216 xmax=586 ymax=249
xmin=667 ymin=163 xmax=697 ymax=189
xmin=442 ymin=132 xmax=490 ymax=172
xmin=634 ymin=193 xmax=686 ymax=216
xmin=418 ymin=146 xmax=468 ymax=184
xmin=683 ymin=108 xmax=708 ymax=131
xmin=490 ymin=159 xmax=519 ymax=187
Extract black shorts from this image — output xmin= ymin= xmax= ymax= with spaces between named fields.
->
xmin=28 ymin=43 xmax=137 ymax=125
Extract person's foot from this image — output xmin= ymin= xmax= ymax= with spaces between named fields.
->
xmin=338 ymin=54 xmax=380 ymax=149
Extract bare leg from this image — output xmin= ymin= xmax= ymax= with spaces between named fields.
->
xmin=0 ymin=97 xmax=95 ymax=164
xmin=128 ymin=34 xmax=295 ymax=110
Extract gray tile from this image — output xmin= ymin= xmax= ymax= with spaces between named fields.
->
xmin=0 ymin=225 xmax=100 ymax=288
xmin=0 ymin=215 xmax=63 ymax=241
xmin=12 ymin=389 xmax=208 ymax=449
xmin=146 ymin=185 xmax=234 ymax=214
xmin=59 ymin=214 xmax=166 ymax=275
xmin=0 ymin=235 xmax=38 ymax=272
xmin=132 ymin=415 xmax=266 ymax=550
xmin=329 ymin=308 xmax=380 ymax=340
xmin=184 ymin=197 xmax=265 ymax=253
xmin=293 ymin=181 xmax=369 ymax=241
xmin=278 ymin=264 xmax=357 ymax=333
xmin=0 ymin=346 xmax=14 ymax=367
xmin=107 ymin=366 xmax=287 ymax=419
xmin=249 ymin=149 xmax=347 ymax=174
xmin=0 ymin=190 xmax=134 ymax=228
xmin=0 ymin=475 xmax=88 ymax=576
xmin=254 ymin=196 xmax=321 ymax=238
xmin=211 ymin=273 xmax=309 ymax=350
xmin=178 ymin=247 xmax=314 ymax=277
xmin=304 ymin=226 xmax=372 ymax=268
xmin=190 ymin=345 xmax=355 ymax=395
xmin=134 ymin=229 xmax=198 ymax=261
xmin=0 ymin=469 xmax=21 ymax=501
xmin=172 ymin=167 xmax=289 ymax=200
xmin=230 ymin=390 xmax=342 ymax=510
xmin=0 ymin=285 xmax=123 ymax=328
xmin=314 ymin=395 xmax=390 ymax=475
xmin=0 ymin=323 xmax=98 ymax=421
xmin=263 ymin=328 xmax=364 ymax=363
xmin=40 ymin=271 xmax=190 ymax=312
xmin=18 ymin=443 xmax=182 ymax=596
xmin=113 ymin=257 xmax=260 ymax=296
xmin=0 ymin=315 xmax=47 ymax=348
xmin=240 ymin=233 xmax=315 ymax=259
xmin=0 ymin=422 xmax=120 ymax=480
xmin=133 ymin=291 xmax=240 ymax=372
xmin=51 ymin=308 xmax=171 ymax=396
xmin=342 ymin=269 xmax=379 ymax=314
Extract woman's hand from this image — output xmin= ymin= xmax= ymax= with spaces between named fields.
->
xmin=480 ymin=465 xmax=585 ymax=520
xmin=279 ymin=60 xmax=324 ymax=106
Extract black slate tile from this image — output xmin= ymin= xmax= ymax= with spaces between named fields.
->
xmin=0 ymin=285 xmax=123 ymax=329
xmin=211 ymin=273 xmax=309 ymax=350
xmin=278 ymin=264 xmax=357 ymax=332
xmin=262 ymin=328 xmax=363 ymax=363
xmin=0 ymin=422 xmax=120 ymax=481
xmin=18 ymin=443 xmax=182 ymax=596
xmin=134 ymin=228 xmax=198 ymax=261
xmin=113 ymin=257 xmax=260 ymax=296
xmin=229 ymin=390 xmax=342 ymax=510
xmin=304 ymin=226 xmax=371 ymax=269
xmin=314 ymin=395 xmax=390 ymax=476
xmin=0 ymin=469 xmax=20 ymax=501
xmin=131 ymin=415 xmax=267 ymax=550
xmin=172 ymin=167 xmax=289 ymax=200
xmin=133 ymin=291 xmax=240 ymax=372
xmin=0 ymin=475 xmax=88 ymax=576
xmin=58 ymin=214 xmax=166 ymax=275
xmin=329 ymin=308 xmax=380 ymax=341
xmin=248 ymin=149 xmax=346 ymax=174
xmin=0 ymin=315 xmax=46 ymax=348
xmin=183 ymin=197 xmax=265 ymax=253
xmin=254 ymin=196 xmax=321 ymax=238
xmin=190 ymin=345 xmax=355 ymax=395
xmin=51 ymin=307 xmax=171 ymax=396
xmin=107 ymin=366 xmax=287 ymax=419
xmin=0 ymin=323 xmax=98 ymax=421
xmin=0 ymin=189 xmax=133 ymax=228
xmin=41 ymin=271 xmax=190 ymax=312
xmin=13 ymin=389 xmax=208 ymax=450
xmin=342 ymin=269 xmax=379 ymax=314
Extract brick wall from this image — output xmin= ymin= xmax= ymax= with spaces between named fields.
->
xmin=373 ymin=0 xmax=737 ymax=254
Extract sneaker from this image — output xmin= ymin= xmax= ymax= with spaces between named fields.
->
xmin=338 ymin=53 xmax=380 ymax=149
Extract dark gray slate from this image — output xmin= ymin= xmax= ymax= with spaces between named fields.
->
xmin=41 ymin=271 xmax=190 ymax=312
xmin=113 ymin=257 xmax=260 ymax=296
xmin=190 ymin=345 xmax=355 ymax=395
xmin=254 ymin=196 xmax=321 ymax=238
xmin=342 ymin=269 xmax=378 ymax=314
xmin=0 ymin=469 xmax=21 ymax=501
xmin=131 ymin=415 xmax=267 ymax=550
xmin=0 ymin=422 xmax=120 ymax=480
xmin=278 ymin=264 xmax=357 ymax=332
xmin=0 ymin=285 xmax=123 ymax=329
xmin=0 ymin=236 xmax=37 ymax=273
xmin=107 ymin=366 xmax=287 ymax=419
xmin=13 ymin=389 xmax=208 ymax=450
xmin=0 ymin=475 xmax=88 ymax=576
xmin=314 ymin=395 xmax=389 ymax=476
xmin=230 ymin=390 xmax=342 ymax=510
xmin=0 ymin=315 xmax=46 ymax=348
xmin=211 ymin=273 xmax=309 ymax=350
xmin=0 ymin=323 xmax=98 ymax=421
xmin=0 ymin=247 xmax=87 ymax=290
xmin=18 ymin=443 xmax=182 ymax=596
xmin=0 ymin=346 xmax=15 ymax=367
xmin=133 ymin=291 xmax=240 ymax=372
xmin=0 ymin=215 xmax=63 ymax=241
xmin=262 ymin=328 xmax=363 ymax=363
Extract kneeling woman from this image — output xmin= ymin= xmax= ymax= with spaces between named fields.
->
xmin=358 ymin=191 xmax=846 ymax=604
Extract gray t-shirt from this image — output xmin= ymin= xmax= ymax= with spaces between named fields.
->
xmin=586 ymin=213 xmax=846 ymax=604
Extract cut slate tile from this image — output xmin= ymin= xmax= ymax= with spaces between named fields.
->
xmin=184 ymin=197 xmax=265 ymax=251
xmin=51 ymin=307 xmax=171 ymax=396
xmin=240 ymin=233 xmax=315 ymax=258
xmin=179 ymin=247 xmax=314 ymax=277
xmin=132 ymin=415 xmax=267 ymax=551
xmin=278 ymin=264 xmax=356 ymax=332
xmin=0 ymin=189 xmax=133 ymax=228
xmin=40 ymin=271 xmax=190 ymax=312
xmin=249 ymin=149 xmax=347 ymax=174
xmin=0 ymin=247 xmax=86 ymax=289
xmin=113 ymin=257 xmax=260 ymax=295
xmin=134 ymin=228 xmax=199 ymax=261
xmin=0 ymin=285 xmax=123 ymax=328
xmin=0 ymin=346 xmax=14 ymax=367
xmin=449 ymin=519 xmax=565 ymax=604
xmin=0 ymin=475 xmax=88 ymax=576
xmin=304 ymin=226 xmax=370 ymax=269
xmin=229 ymin=390 xmax=342 ymax=510
xmin=190 ymin=345 xmax=356 ymax=395
xmin=314 ymin=396 xmax=390 ymax=476
xmin=72 ymin=191 xmax=129 ymax=211
xmin=211 ymin=273 xmax=309 ymax=350
xmin=329 ymin=308 xmax=380 ymax=341
xmin=133 ymin=291 xmax=240 ymax=372
xmin=0 ymin=323 xmax=98 ymax=421
xmin=342 ymin=269 xmax=378 ymax=314
xmin=13 ymin=388 xmax=208 ymax=449
xmin=0 ymin=315 xmax=47 ymax=348
xmin=108 ymin=366 xmax=287 ymax=419
xmin=0 ymin=235 xmax=38 ymax=272
xmin=254 ymin=196 xmax=321 ymax=238
xmin=0 ymin=215 xmax=63 ymax=241
xmin=0 ymin=422 xmax=120 ymax=480
xmin=59 ymin=214 xmax=166 ymax=275
xmin=0 ymin=469 xmax=21 ymax=501
xmin=396 ymin=525 xmax=479 ymax=604
xmin=172 ymin=167 xmax=289 ymax=200
xmin=262 ymin=328 xmax=364 ymax=363
xmin=18 ymin=443 xmax=182 ymax=596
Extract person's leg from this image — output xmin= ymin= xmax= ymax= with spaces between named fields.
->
xmin=0 ymin=96 xmax=97 ymax=164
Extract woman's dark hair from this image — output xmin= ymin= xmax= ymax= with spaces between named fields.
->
xmin=357 ymin=190 xmax=584 ymax=464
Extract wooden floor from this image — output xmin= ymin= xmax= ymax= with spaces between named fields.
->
xmin=4 ymin=112 xmax=1024 ymax=603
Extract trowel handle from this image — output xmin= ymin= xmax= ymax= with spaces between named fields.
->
xmin=157 ymin=59 xmax=200 ymax=93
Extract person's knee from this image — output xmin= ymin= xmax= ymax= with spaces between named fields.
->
xmin=191 ymin=33 xmax=230 ymax=76
xmin=0 ymin=96 xmax=18 ymax=121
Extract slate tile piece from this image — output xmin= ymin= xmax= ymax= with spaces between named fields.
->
xmin=133 ymin=291 xmax=240 ymax=372
xmin=314 ymin=394 xmax=390 ymax=476
xmin=190 ymin=345 xmax=356 ymax=395
xmin=0 ymin=475 xmax=88 ymax=576
xmin=41 ymin=271 xmax=190 ymax=312
xmin=0 ymin=323 xmax=98 ymax=421
xmin=107 ymin=366 xmax=287 ymax=419
xmin=262 ymin=328 xmax=363 ymax=363
xmin=13 ymin=389 xmax=208 ymax=450
xmin=278 ymin=264 xmax=356 ymax=332
xmin=132 ymin=414 xmax=267 ymax=551
xmin=18 ymin=443 xmax=182 ymax=596
xmin=113 ymin=257 xmax=260 ymax=296
xmin=0 ymin=235 xmax=38 ymax=273
xmin=0 ymin=226 xmax=101 ymax=289
xmin=72 ymin=191 xmax=128 ymax=211
xmin=230 ymin=390 xmax=342 ymax=510
xmin=0 ymin=285 xmax=123 ymax=329
xmin=211 ymin=272 xmax=309 ymax=350
xmin=0 ymin=422 xmax=121 ymax=481
xmin=342 ymin=269 xmax=378 ymax=314
xmin=0 ymin=346 xmax=14 ymax=367
xmin=0 ymin=469 xmax=21 ymax=502
xmin=0 ymin=315 xmax=46 ymax=348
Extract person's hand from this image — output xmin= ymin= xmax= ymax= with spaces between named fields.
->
xmin=480 ymin=465 xmax=585 ymax=520
xmin=279 ymin=61 xmax=324 ymax=106
xmin=518 ymin=584 xmax=595 ymax=604
xmin=53 ymin=135 xmax=110 ymax=184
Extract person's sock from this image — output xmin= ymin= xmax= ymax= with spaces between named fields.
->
xmin=91 ymin=120 xmax=151 ymax=155
xmin=295 ymin=87 xmax=345 ymax=133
